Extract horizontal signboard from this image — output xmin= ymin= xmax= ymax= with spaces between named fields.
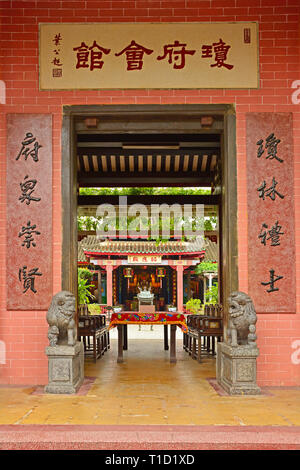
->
xmin=128 ymin=255 xmax=162 ymax=264
xmin=39 ymin=22 xmax=259 ymax=90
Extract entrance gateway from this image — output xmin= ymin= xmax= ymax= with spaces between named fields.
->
xmin=61 ymin=104 xmax=238 ymax=372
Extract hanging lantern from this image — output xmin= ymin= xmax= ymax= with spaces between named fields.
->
xmin=156 ymin=267 xmax=166 ymax=278
xmin=123 ymin=267 xmax=133 ymax=278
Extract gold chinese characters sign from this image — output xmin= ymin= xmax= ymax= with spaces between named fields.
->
xmin=128 ymin=256 xmax=162 ymax=264
xmin=39 ymin=22 xmax=259 ymax=90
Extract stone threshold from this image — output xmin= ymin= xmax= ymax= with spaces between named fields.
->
xmin=0 ymin=425 xmax=300 ymax=450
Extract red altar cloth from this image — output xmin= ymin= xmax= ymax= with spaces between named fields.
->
xmin=109 ymin=312 xmax=188 ymax=333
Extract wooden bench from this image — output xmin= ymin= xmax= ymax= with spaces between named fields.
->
xmin=77 ymin=314 xmax=110 ymax=362
xmin=183 ymin=304 xmax=223 ymax=363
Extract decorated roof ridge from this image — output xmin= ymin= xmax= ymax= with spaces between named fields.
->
xmin=78 ymin=235 xmax=218 ymax=261
xmin=78 ymin=235 xmax=103 ymax=262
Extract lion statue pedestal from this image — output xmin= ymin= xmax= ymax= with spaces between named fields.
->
xmin=216 ymin=291 xmax=261 ymax=395
xmin=44 ymin=291 xmax=84 ymax=394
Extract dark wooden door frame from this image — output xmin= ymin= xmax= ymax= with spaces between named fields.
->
xmin=61 ymin=104 xmax=238 ymax=330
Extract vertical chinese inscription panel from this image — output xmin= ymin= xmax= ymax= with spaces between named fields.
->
xmin=246 ymin=113 xmax=295 ymax=313
xmin=6 ymin=114 xmax=53 ymax=310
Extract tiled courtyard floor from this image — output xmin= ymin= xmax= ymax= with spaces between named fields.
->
xmin=1 ymin=334 xmax=300 ymax=427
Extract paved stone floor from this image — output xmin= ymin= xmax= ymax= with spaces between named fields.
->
xmin=0 ymin=329 xmax=300 ymax=427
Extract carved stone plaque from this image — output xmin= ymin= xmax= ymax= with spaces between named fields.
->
xmin=52 ymin=360 xmax=70 ymax=382
xmin=6 ymin=114 xmax=53 ymax=310
xmin=236 ymin=361 xmax=255 ymax=382
xmin=246 ymin=113 xmax=296 ymax=314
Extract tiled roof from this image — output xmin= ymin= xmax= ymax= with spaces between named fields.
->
xmin=78 ymin=235 xmax=217 ymax=262
xmin=202 ymin=238 xmax=219 ymax=262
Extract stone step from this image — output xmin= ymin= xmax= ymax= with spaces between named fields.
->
xmin=0 ymin=425 xmax=300 ymax=450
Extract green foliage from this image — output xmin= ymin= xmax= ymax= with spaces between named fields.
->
xmin=78 ymin=268 xmax=95 ymax=304
xmin=78 ymin=187 xmax=218 ymax=238
xmin=195 ymin=261 xmax=218 ymax=275
xmin=205 ymin=282 xmax=219 ymax=304
xmin=78 ymin=267 xmax=93 ymax=280
xmin=204 ymin=217 xmax=217 ymax=231
xmin=185 ymin=298 xmax=202 ymax=314
xmin=78 ymin=216 xmax=99 ymax=231
xmin=79 ymin=186 xmax=212 ymax=196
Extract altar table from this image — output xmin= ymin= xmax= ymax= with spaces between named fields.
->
xmin=108 ymin=312 xmax=188 ymax=364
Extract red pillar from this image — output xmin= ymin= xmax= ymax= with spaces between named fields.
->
xmin=106 ymin=265 xmax=113 ymax=307
xmin=176 ymin=265 xmax=184 ymax=313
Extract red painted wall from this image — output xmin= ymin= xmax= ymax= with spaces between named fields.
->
xmin=0 ymin=0 xmax=299 ymax=386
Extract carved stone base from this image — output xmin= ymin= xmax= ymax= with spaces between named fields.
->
xmin=44 ymin=341 xmax=84 ymax=394
xmin=216 ymin=342 xmax=261 ymax=395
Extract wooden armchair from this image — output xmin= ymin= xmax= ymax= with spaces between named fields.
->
xmin=202 ymin=304 xmax=224 ymax=357
xmin=77 ymin=314 xmax=110 ymax=362
xmin=183 ymin=305 xmax=224 ymax=363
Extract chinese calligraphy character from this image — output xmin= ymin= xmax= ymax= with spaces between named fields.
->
xmin=53 ymin=33 xmax=62 ymax=46
xmin=115 ymin=40 xmax=153 ymax=71
xmin=16 ymin=133 xmax=42 ymax=162
xmin=73 ymin=42 xmax=89 ymax=68
xmin=258 ymin=221 xmax=284 ymax=246
xmin=202 ymin=38 xmax=234 ymax=70
xmin=18 ymin=221 xmax=41 ymax=249
xmin=261 ymin=269 xmax=283 ymax=293
xmin=256 ymin=133 xmax=282 ymax=163
xmin=18 ymin=265 xmax=42 ymax=294
xmin=157 ymin=40 xmax=195 ymax=69
xmin=52 ymin=57 xmax=63 ymax=66
xmin=73 ymin=41 xmax=110 ymax=71
xmin=257 ymin=177 xmax=284 ymax=201
xmin=19 ymin=175 xmax=41 ymax=205
xmin=52 ymin=33 xmax=63 ymax=74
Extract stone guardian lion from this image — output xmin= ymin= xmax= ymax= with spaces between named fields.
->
xmin=227 ymin=291 xmax=257 ymax=347
xmin=46 ymin=291 xmax=77 ymax=347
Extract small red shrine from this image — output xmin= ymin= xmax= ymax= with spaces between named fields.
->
xmin=78 ymin=235 xmax=218 ymax=312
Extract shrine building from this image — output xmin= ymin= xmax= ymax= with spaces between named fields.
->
xmin=77 ymin=234 xmax=218 ymax=312
xmin=0 ymin=0 xmax=299 ymax=390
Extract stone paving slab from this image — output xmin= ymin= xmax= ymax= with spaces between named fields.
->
xmin=1 ymin=340 xmax=300 ymax=431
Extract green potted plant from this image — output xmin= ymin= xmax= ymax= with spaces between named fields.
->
xmin=185 ymin=298 xmax=202 ymax=314
xmin=78 ymin=268 xmax=95 ymax=305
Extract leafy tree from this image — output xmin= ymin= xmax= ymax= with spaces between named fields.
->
xmin=78 ymin=267 xmax=93 ymax=280
xmin=195 ymin=262 xmax=218 ymax=275
xmin=79 ymin=186 xmax=212 ymax=196
xmin=78 ymin=187 xmax=218 ymax=237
